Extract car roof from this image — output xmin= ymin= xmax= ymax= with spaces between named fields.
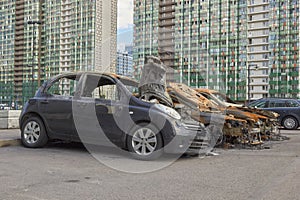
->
xmin=252 ymin=98 xmax=298 ymax=101
xmin=49 ymin=71 xmax=138 ymax=86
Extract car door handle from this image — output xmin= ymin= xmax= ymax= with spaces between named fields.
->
xmin=41 ymin=100 xmax=49 ymax=104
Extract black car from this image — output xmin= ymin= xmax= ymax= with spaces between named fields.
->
xmin=249 ymin=98 xmax=300 ymax=130
xmin=19 ymin=72 xmax=207 ymax=160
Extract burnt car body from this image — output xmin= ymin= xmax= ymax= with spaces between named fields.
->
xmin=195 ymin=88 xmax=280 ymax=145
xmin=19 ymin=72 xmax=209 ymax=160
xmin=249 ymin=98 xmax=300 ymax=130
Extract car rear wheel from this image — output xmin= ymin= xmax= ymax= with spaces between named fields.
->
xmin=282 ymin=116 xmax=298 ymax=130
xmin=21 ymin=117 xmax=48 ymax=148
xmin=127 ymin=124 xmax=163 ymax=160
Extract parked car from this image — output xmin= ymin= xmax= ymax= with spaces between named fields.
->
xmin=249 ymin=98 xmax=300 ymax=130
xmin=19 ymin=72 xmax=208 ymax=160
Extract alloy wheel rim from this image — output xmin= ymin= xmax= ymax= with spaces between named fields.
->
xmin=132 ymin=128 xmax=157 ymax=156
xmin=284 ymin=118 xmax=296 ymax=129
xmin=24 ymin=121 xmax=41 ymax=144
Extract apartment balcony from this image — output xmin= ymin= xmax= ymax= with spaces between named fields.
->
xmin=15 ymin=4 xmax=24 ymax=10
xmin=61 ymin=11 xmax=73 ymax=17
xmin=159 ymin=34 xmax=175 ymax=40
xmin=159 ymin=1 xmax=175 ymax=7
xmin=158 ymin=41 xmax=174 ymax=48
xmin=248 ymin=34 xmax=269 ymax=38
xmin=14 ymin=46 xmax=24 ymax=51
xmin=159 ymin=13 xmax=175 ymax=20
xmin=159 ymin=20 xmax=175 ymax=27
xmin=61 ymin=23 xmax=73 ymax=28
xmin=289 ymin=71 xmax=299 ymax=77
xmin=248 ymin=42 xmax=269 ymax=46
xmin=247 ymin=2 xmax=269 ymax=8
xmin=247 ymin=10 xmax=269 ymax=15
xmin=158 ymin=28 xmax=174 ymax=33
xmin=248 ymin=26 xmax=269 ymax=31
xmin=15 ymin=18 xmax=25 ymax=26
xmin=249 ymin=90 xmax=268 ymax=94
xmin=247 ymin=50 xmax=270 ymax=54
xmin=15 ymin=9 xmax=25 ymax=16
xmin=159 ymin=7 xmax=175 ymax=14
xmin=61 ymin=28 xmax=72 ymax=33
xmin=15 ymin=30 xmax=25 ymax=36
xmin=61 ymin=6 xmax=73 ymax=11
xmin=14 ymin=61 xmax=24 ymax=66
xmin=14 ymin=87 xmax=23 ymax=92
xmin=61 ymin=0 xmax=72 ymax=5
xmin=14 ymin=72 xmax=24 ymax=76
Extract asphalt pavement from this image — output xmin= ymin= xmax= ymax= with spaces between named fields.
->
xmin=0 ymin=129 xmax=20 ymax=147
xmin=0 ymin=129 xmax=299 ymax=200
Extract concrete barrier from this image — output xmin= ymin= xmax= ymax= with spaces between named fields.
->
xmin=0 ymin=111 xmax=21 ymax=129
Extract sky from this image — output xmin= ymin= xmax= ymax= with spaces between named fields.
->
xmin=117 ymin=0 xmax=134 ymax=50
xmin=117 ymin=0 xmax=134 ymax=29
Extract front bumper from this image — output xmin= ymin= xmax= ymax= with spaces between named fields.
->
xmin=163 ymin=121 xmax=211 ymax=154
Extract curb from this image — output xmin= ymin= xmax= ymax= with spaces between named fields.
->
xmin=0 ymin=139 xmax=21 ymax=148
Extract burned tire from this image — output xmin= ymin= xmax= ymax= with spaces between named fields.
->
xmin=282 ymin=116 xmax=298 ymax=130
xmin=127 ymin=123 xmax=163 ymax=160
xmin=21 ymin=117 xmax=48 ymax=148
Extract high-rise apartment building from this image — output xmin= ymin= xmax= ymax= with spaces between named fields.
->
xmin=133 ymin=0 xmax=300 ymax=101
xmin=134 ymin=0 xmax=249 ymax=101
xmin=269 ymin=0 xmax=299 ymax=98
xmin=117 ymin=51 xmax=133 ymax=77
xmin=247 ymin=0 xmax=270 ymax=99
xmin=0 ymin=0 xmax=117 ymax=106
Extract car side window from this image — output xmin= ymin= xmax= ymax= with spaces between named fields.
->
xmin=81 ymin=75 xmax=121 ymax=101
xmin=270 ymin=100 xmax=286 ymax=108
xmin=269 ymin=101 xmax=276 ymax=108
xmin=286 ymin=100 xmax=300 ymax=107
xmin=47 ymin=77 xmax=78 ymax=97
xmin=91 ymin=85 xmax=120 ymax=101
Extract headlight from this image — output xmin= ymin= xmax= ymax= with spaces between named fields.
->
xmin=154 ymin=104 xmax=181 ymax=120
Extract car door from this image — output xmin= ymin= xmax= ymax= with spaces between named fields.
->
xmin=264 ymin=99 xmax=300 ymax=122
xmin=40 ymin=75 xmax=79 ymax=138
xmin=72 ymin=73 xmax=127 ymax=147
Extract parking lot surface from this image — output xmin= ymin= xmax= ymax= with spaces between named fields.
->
xmin=0 ymin=129 xmax=299 ymax=200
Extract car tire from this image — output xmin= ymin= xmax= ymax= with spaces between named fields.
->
xmin=282 ymin=116 xmax=298 ymax=130
xmin=21 ymin=116 xmax=48 ymax=148
xmin=127 ymin=123 xmax=163 ymax=160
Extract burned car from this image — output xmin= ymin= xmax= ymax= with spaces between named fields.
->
xmin=19 ymin=72 xmax=210 ymax=160
xmin=195 ymin=88 xmax=280 ymax=144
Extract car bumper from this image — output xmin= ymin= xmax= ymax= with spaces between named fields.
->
xmin=163 ymin=121 xmax=210 ymax=154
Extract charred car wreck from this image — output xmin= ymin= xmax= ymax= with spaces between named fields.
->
xmin=139 ymin=56 xmax=281 ymax=148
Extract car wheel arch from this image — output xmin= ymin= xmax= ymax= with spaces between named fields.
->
xmin=21 ymin=112 xmax=49 ymax=136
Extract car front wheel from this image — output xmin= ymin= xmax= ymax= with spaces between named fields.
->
xmin=282 ymin=116 xmax=298 ymax=130
xmin=21 ymin=117 xmax=48 ymax=148
xmin=127 ymin=124 xmax=163 ymax=160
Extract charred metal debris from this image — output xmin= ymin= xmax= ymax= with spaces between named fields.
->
xmin=138 ymin=56 xmax=285 ymax=149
